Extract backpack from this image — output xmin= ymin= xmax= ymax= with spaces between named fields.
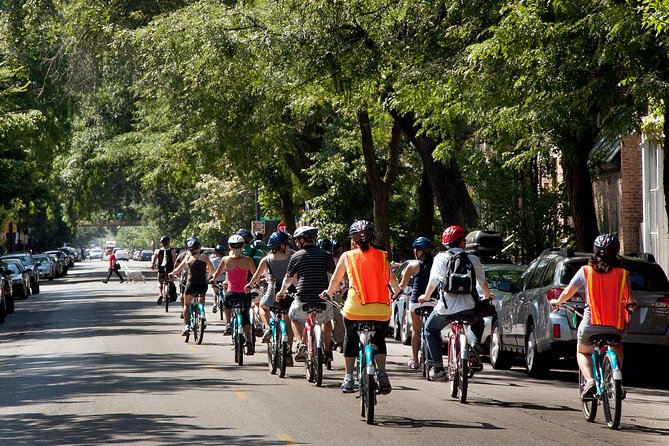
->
xmin=442 ymin=250 xmax=477 ymax=296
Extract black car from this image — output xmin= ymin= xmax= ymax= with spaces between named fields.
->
xmin=0 ymin=268 xmax=9 ymax=322
xmin=2 ymin=259 xmax=31 ymax=299
xmin=45 ymin=250 xmax=69 ymax=275
xmin=139 ymin=250 xmax=153 ymax=261
xmin=1 ymin=252 xmax=40 ymax=294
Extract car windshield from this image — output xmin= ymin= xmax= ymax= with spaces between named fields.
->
xmin=484 ymin=266 xmax=526 ymax=289
xmin=3 ymin=263 xmax=19 ymax=274
xmin=622 ymin=261 xmax=669 ymax=291
xmin=4 ymin=254 xmax=32 ymax=265
xmin=34 ymin=256 xmax=49 ymax=262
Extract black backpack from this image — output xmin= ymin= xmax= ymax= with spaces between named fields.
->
xmin=443 ymin=250 xmax=477 ymax=296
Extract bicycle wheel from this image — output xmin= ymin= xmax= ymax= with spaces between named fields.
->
xmin=235 ymin=325 xmax=244 ymax=366
xmin=458 ymin=344 xmax=469 ymax=404
xmin=196 ymin=313 xmax=205 ymax=345
xmin=305 ymin=344 xmax=315 ymax=383
xmin=580 ymin=369 xmax=597 ymax=422
xmin=602 ymin=354 xmax=622 ymax=429
xmin=315 ymin=346 xmax=323 ymax=387
xmin=449 ymin=337 xmax=459 ymax=398
xmin=268 ymin=333 xmax=277 ymax=374
xmin=218 ymin=293 xmax=224 ymax=321
xmin=279 ymin=340 xmax=288 ymax=378
xmin=364 ymin=370 xmax=376 ymax=424
xmin=164 ymin=284 xmax=169 ymax=313
xmin=420 ymin=334 xmax=428 ymax=379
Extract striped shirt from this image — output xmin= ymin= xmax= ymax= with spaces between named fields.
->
xmin=286 ymin=245 xmax=335 ymax=302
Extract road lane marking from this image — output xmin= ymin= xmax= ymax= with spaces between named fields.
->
xmin=235 ymin=390 xmax=249 ymax=400
xmin=277 ymin=434 xmax=297 ymax=445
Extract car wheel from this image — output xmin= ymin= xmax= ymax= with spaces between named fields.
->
xmin=401 ymin=309 xmax=412 ymax=346
xmin=31 ymin=280 xmax=40 ymax=295
xmin=393 ymin=311 xmax=402 ymax=341
xmin=490 ymin=320 xmax=512 ymax=370
xmin=525 ymin=324 xmax=549 ymax=377
xmin=6 ymin=293 xmax=14 ymax=314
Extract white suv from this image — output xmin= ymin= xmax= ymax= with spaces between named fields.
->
xmin=113 ymin=248 xmax=130 ymax=261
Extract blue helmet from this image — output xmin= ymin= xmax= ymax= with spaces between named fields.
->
xmin=214 ymin=244 xmax=226 ymax=254
xmin=186 ymin=237 xmax=201 ymax=250
xmin=412 ymin=237 xmax=434 ymax=251
xmin=235 ymin=228 xmax=253 ymax=243
xmin=268 ymin=231 xmax=290 ymax=248
xmin=594 ymin=233 xmax=620 ymax=255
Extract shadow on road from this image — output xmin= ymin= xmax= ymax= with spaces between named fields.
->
xmin=376 ymin=415 xmax=503 ymax=430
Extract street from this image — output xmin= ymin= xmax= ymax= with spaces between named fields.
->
xmin=1 ymin=262 xmax=667 ymax=445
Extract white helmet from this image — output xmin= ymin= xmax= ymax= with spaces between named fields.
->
xmin=228 ymin=234 xmax=245 ymax=247
xmin=294 ymin=226 xmax=318 ymax=240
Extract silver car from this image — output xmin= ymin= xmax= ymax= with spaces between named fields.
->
xmin=493 ymin=248 xmax=669 ymax=377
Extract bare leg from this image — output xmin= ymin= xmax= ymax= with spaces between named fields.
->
xmin=183 ymin=295 xmax=194 ymax=326
xmin=410 ymin=311 xmax=422 ymax=363
xmin=322 ymin=323 xmax=332 ymax=352
xmin=291 ymin=320 xmax=304 ymax=344
xmin=577 ymin=342 xmax=595 ymax=381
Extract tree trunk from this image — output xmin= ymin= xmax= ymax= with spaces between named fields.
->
xmin=390 ymin=111 xmax=479 ymax=229
xmin=663 ymin=101 xmax=669 ymax=227
xmin=279 ymin=189 xmax=297 ymax=235
xmin=560 ymin=137 xmax=599 ymax=251
xmin=357 ymin=109 xmax=401 ymax=251
xmin=416 ymin=169 xmax=434 ymax=236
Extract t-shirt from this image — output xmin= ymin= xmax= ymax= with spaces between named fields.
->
xmin=286 ymin=245 xmax=335 ymax=302
xmin=108 ymin=253 xmax=117 ymax=269
xmin=428 ymin=248 xmax=487 ymax=316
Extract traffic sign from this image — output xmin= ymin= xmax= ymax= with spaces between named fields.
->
xmin=252 ymin=220 xmax=265 ymax=235
xmin=277 ymin=221 xmax=287 ymax=232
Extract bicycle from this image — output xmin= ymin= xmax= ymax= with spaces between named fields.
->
xmin=184 ymin=291 xmax=206 ymax=345
xmin=159 ymin=274 xmax=176 ymax=313
xmin=414 ymin=304 xmax=435 ymax=380
xmin=214 ymin=282 xmax=225 ymax=321
xmin=229 ymin=296 xmax=255 ymax=366
xmin=446 ymin=312 xmax=475 ymax=404
xmin=560 ymin=303 xmax=634 ymax=430
xmin=267 ymin=296 xmax=294 ymax=378
xmin=301 ymin=300 xmax=333 ymax=387
xmin=350 ymin=319 xmax=388 ymax=425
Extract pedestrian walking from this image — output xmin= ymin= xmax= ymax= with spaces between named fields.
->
xmin=103 ymin=249 xmax=125 ymax=283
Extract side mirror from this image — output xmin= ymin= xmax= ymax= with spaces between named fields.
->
xmin=497 ymin=280 xmax=515 ymax=293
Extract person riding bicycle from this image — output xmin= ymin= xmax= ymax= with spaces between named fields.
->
xmin=245 ymin=232 xmax=295 ymax=355
xmin=151 ymin=236 xmax=178 ymax=305
xmin=399 ymin=236 xmax=437 ymax=370
xmin=237 ymin=228 xmax=265 ymax=268
xmin=323 ymin=220 xmax=402 ymax=393
xmin=169 ymin=237 xmax=216 ymax=336
xmin=550 ymin=233 xmax=636 ymax=399
xmin=326 ymin=238 xmax=347 ymax=352
xmin=210 ymin=244 xmax=227 ymax=313
xmin=213 ymin=234 xmax=257 ymax=354
xmin=419 ymin=225 xmax=494 ymax=381
xmin=276 ymin=225 xmax=335 ymax=363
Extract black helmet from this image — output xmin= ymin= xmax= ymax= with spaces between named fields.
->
xmin=294 ymin=226 xmax=318 ymax=240
xmin=412 ymin=237 xmax=434 ymax=251
xmin=235 ymin=228 xmax=253 ymax=243
xmin=160 ymin=235 xmax=170 ymax=244
xmin=268 ymin=231 xmax=290 ymax=249
xmin=186 ymin=237 xmax=201 ymax=250
xmin=349 ymin=220 xmax=374 ymax=242
xmin=331 ymin=239 xmax=342 ymax=251
xmin=214 ymin=244 xmax=226 ymax=254
xmin=593 ymin=233 xmax=620 ymax=256
xmin=316 ymin=238 xmax=333 ymax=252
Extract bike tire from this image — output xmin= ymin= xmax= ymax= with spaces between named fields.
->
xmin=365 ymin=372 xmax=376 ymax=424
xmin=219 ymin=296 xmax=224 ymax=321
xmin=580 ymin=369 xmax=597 ymax=422
xmin=164 ymin=285 xmax=169 ymax=313
xmin=420 ymin=335 xmax=428 ymax=379
xmin=449 ymin=337 xmax=459 ymax=398
xmin=196 ymin=314 xmax=205 ymax=345
xmin=359 ymin=358 xmax=366 ymax=417
xmin=315 ymin=346 xmax=323 ymax=387
xmin=279 ymin=341 xmax=288 ymax=378
xmin=459 ymin=349 xmax=469 ymax=404
xmin=602 ymin=355 xmax=622 ymax=429
xmin=235 ymin=329 xmax=244 ymax=366
xmin=268 ymin=335 xmax=277 ymax=374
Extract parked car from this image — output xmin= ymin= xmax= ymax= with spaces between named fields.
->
xmin=139 ymin=249 xmax=153 ymax=261
xmin=45 ymin=250 xmax=69 ymax=275
xmin=113 ymin=248 xmax=130 ymax=261
xmin=493 ymin=248 xmax=669 ymax=377
xmin=1 ymin=252 xmax=40 ymax=294
xmin=2 ymin=259 xmax=31 ymax=299
xmin=1 ymin=267 xmax=13 ymax=314
xmin=33 ymin=254 xmax=56 ymax=281
xmin=58 ymin=248 xmax=75 ymax=267
xmin=0 ymin=269 xmax=8 ymax=322
xmin=88 ymin=248 xmax=103 ymax=260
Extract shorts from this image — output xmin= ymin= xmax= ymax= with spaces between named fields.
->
xmin=260 ymin=292 xmax=275 ymax=308
xmin=224 ymin=292 xmax=253 ymax=325
xmin=289 ymin=299 xmax=334 ymax=324
xmin=185 ymin=284 xmax=208 ymax=297
xmin=408 ymin=300 xmax=438 ymax=313
xmin=578 ymin=324 xmax=626 ymax=346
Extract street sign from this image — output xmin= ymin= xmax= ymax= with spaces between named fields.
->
xmin=252 ymin=221 xmax=265 ymax=235
xmin=277 ymin=221 xmax=287 ymax=233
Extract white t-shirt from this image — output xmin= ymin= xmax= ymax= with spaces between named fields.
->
xmin=428 ymin=248 xmax=487 ymax=316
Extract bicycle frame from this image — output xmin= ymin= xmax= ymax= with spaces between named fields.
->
xmin=447 ymin=319 xmax=470 ymax=403
xmin=593 ymin=347 xmax=622 ymax=394
xmin=358 ymin=329 xmax=377 ymax=377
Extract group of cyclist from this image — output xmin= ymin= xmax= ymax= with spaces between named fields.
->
xmin=152 ymin=222 xmax=636 ymax=401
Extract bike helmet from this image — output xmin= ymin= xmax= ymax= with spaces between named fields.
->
xmin=593 ymin=233 xmax=620 ymax=256
xmin=331 ymin=239 xmax=342 ymax=252
xmin=441 ymin=225 xmax=466 ymax=246
xmin=228 ymin=234 xmax=245 ymax=248
xmin=349 ymin=220 xmax=374 ymax=242
xmin=317 ymin=238 xmax=333 ymax=252
xmin=268 ymin=231 xmax=290 ymax=249
xmin=294 ymin=226 xmax=318 ymax=240
xmin=412 ymin=237 xmax=434 ymax=251
xmin=186 ymin=237 xmax=201 ymax=250
xmin=252 ymin=240 xmax=264 ymax=249
xmin=214 ymin=244 xmax=226 ymax=255
xmin=235 ymin=228 xmax=253 ymax=243
xmin=160 ymin=235 xmax=170 ymax=244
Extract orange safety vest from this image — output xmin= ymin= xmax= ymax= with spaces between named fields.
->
xmin=583 ymin=265 xmax=630 ymax=330
xmin=346 ymin=247 xmax=391 ymax=306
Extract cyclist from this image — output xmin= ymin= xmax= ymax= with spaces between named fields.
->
xmin=210 ymin=244 xmax=227 ymax=313
xmin=327 ymin=238 xmax=347 ymax=352
xmin=151 ymin=236 xmax=178 ymax=305
xmin=237 ymin=228 xmax=265 ymax=267
xmin=323 ymin=220 xmax=402 ymax=393
xmin=550 ymin=234 xmax=636 ymax=398
xmin=169 ymin=237 xmax=216 ymax=336
xmin=399 ymin=236 xmax=436 ymax=370
xmin=419 ymin=225 xmax=494 ymax=381
xmin=245 ymin=232 xmax=294 ymax=350
xmin=276 ymin=226 xmax=335 ymax=363
xmin=213 ymin=234 xmax=257 ymax=354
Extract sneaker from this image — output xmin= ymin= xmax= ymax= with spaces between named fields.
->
xmin=102 ymin=280 xmax=108 ymax=284
xmin=157 ymin=296 xmax=163 ymax=305
xmin=340 ymin=378 xmax=355 ymax=393
xmin=223 ymin=325 xmax=232 ymax=336
xmin=212 ymin=305 xmax=218 ymax=314
xmin=621 ymin=387 xmax=627 ymax=400
xmin=469 ymin=349 xmax=483 ymax=373
xmin=581 ymin=380 xmax=596 ymax=399
xmin=407 ymin=359 xmax=419 ymax=370
xmin=294 ymin=343 xmax=307 ymax=362
xmin=181 ymin=325 xmax=190 ymax=336
xmin=245 ymin=342 xmax=255 ymax=355
xmin=120 ymin=279 xmax=126 ymax=283
xmin=429 ymin=367 xmax=449 ymax=382
xmin=377 ymin=371 xmax=392 ymax=395
xmin=261 ymin=329 xmax=272 ymax=343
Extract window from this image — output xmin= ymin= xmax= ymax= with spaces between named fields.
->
xmin=527 ymin=258 xmax=552 ymax=289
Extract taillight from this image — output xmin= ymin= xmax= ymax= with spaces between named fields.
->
xmin=553 ymin=324 xmax=561 ymax=338
xmin=546 ymin=288 xmax=563 ymax=301
xmin=654 ymin=297 xmax=669 ymax=308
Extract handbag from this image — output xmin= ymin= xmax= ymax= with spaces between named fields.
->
xmin=475 ymin=297 xmax=496 ymax=318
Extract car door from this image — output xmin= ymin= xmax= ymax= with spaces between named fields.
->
xmin=508 ymin=259 xmax=540 ymax=346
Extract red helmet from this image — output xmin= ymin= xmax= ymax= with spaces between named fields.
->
xmin=441 ymin=225 xmax=466 ymax=246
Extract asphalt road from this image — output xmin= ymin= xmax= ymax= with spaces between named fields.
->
xmin=0 ymin=261 xmax=667 ymax=445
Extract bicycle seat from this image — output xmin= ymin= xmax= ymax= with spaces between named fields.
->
xmin=302 ymin=301 xmax=328 ymax=313
xmin=350 ymin=320 xmax=387 ymax=332
xmin=227 ymin=297 xmax=249 ymax=308
xmin=448 ymin=311 xmax=476 ymax=325
xmin=270 ymin=306 xmax=290 ymax=314
xmin=589 ymin=334 xmax=622 ymax=346
xmin=414 ymin=306 xmax=434 ymax=318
